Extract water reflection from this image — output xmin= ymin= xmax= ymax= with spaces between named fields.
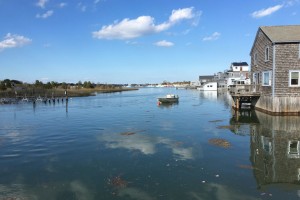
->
xmin=199 ymin=91 xmax=218 ymax=100
xmin=231 ymin=109 xmax=300 ymax=188
xmin=157 ymin=102 xmax=178 ymax=109
xmin=97 ymin=132 xmax=194 ymax=160
xmin=250 ymin=111 xmax=300 ymax=188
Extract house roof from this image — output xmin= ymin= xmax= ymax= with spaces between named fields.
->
xmin=199 ymin=75 xmax=214 ymax=79
xmin=231 ymin=62 xmax=248 ymax=66
xmin=260 ymin=25 xmax=300 ymax=43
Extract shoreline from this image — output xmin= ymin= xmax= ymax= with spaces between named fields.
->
xmin=0 ymin=87 xmax=139 ymax=99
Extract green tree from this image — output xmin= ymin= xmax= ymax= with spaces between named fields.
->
xmin=3 ymin=79 xmax=11 ymax=88
xmin=83 ymin=81 xmax=94 ymax=88
xmin=44 ymin=82 xmax=52 ymax=89
xmin=0 ymin=81 xmax=6 ymax=91
xmin=61 ymin=82 xmax=68 ymax=89
xmin=51 ymin=81 xmax=59 ymax=88
xmin=35 ymin=80 xmax=44 ymax=87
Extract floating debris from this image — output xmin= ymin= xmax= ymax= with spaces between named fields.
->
xmin=208 ymin=138 xmax=231 ymax=148
xmin=238 ymin=165 xmax=263 ymax=171
xmin=120 ymin=130 xmax=146 ymax=136
xmin=120 ymin=132 xmax=136 ymax=136
xmin=108 ymin=175 xmax=128 ymax=188
xmin=216 ymin=125 xmax=235 ymax=130
xmin=209 ymin=120 xmax=224 ymax=123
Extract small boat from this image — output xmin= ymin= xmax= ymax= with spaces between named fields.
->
xmin=157 ymin=94 xmax=179 ymax=104
xmin=36 ymin=96 xmax=43 ymax=102
xmin=21 ymin=96 xmax=28 ymax=102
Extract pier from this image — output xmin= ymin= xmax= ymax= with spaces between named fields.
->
xmin=229 ymin=84 xmax=260 ymax=110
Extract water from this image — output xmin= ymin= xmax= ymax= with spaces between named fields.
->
xmin=0 ymin=88 xmax=299 ymax=199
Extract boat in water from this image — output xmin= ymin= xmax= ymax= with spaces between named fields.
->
xmin=157 ymin=94 xmax=179 ymax=104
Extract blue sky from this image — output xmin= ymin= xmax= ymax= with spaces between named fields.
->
xmin=0 ymin=0 xmax=299 ymax=84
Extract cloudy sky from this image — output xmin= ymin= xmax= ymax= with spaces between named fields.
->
xmin=0 ymin=0 xmax=299 ymax=84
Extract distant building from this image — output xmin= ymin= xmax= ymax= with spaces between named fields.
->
xmin=225 ymin=62 xmax=250 ymax=86
xmin=250 ymin=25 xmax=300 ymax=114
xmin=198 ymin=75 xmax=215 ymax=86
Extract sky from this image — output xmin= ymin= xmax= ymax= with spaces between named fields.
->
xmin=0 ymin=0 xmax=299 ymax=84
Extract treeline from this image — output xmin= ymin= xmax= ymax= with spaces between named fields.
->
xmin=0 ymin=79 xmax=123 ymax=91
xmin=0 ymin=79 xmax=129 ymax=98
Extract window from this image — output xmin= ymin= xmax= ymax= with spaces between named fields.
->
xmin=261 ymin=136 xmax=272 ymax=154
xmin=254 ymin=52 xmax=258 ymax=65
xmin=288 ymin=141 xmax=300 ymax=158
xmin=265 ymin=46 xmax=269 ymax=61
xmin=262 ymin=71 xmax=272 ymax=86
xmin=289 ymin=71 xmax=300 ymax=87
xmin=253 ymin=72 xmax=260 ymax=85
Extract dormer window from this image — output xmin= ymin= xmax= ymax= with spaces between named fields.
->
xmin=265 ymin=46 xmax=269 ymax=61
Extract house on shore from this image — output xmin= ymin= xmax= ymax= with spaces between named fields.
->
xmin=196 ymin=75 xmax=218 ymax=91
xmin=198 ymin=75 xmax=216 ymax=85
xmin=250 ymin=25 xmax=300 ymax=114
xmin=226 ymin=62 xmax=250 ymax=86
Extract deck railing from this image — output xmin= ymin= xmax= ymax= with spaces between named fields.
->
xmin=229 ymin=84 xmax=261 ymax=96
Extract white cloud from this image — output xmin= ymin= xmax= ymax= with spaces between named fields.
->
xmin=36 ymin=0 xmax=48 ymax=8
xmin=251 ymin=4 xmax=283 ymax=18
xmin=93 ymin=7 xmax=199 ymax=40
xmin=169 ymin=7 xmax=195 ymax=23
xmin=0 ymin=33 xmax=32 ymax=51
xmin=94 ymin=0 xmax=100 ymax=4
xmin=58 ymin=2 xmax=67 ymax=8
xmin=78 ymin=2 xmax=87 ymax=12
xmin=202 ymin=32 xmax=221 ymax=41
xmin=154 ymin=40 xmax=174 ymax=47
xmin=285 ymin=0 xmax=300 ymax=7
xmin=36 ymin=10 xmax=53 ymax=19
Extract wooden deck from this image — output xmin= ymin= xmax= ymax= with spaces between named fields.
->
xmin=229 ymin=84 xmax=261 ymax=110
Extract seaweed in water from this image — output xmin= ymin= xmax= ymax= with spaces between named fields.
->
xmin=120 ymin=132 xmax=136 ymax=136
xmin=208 ymin=120 xmax=224 ymax=123
xmin=107 ymin=175 xmax=128 ymax=188
xmin=208 ymin=138 xmax=231 ymax=148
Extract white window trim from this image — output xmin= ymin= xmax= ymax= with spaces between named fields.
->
xmin=262 ymin=71 xmax=272 ymax=86
xmin=265 ymin=46 xmax=269 ymax=62
xmin=289 ymin=70 xmax=300 ymax=87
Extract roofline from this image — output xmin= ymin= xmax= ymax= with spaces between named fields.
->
xmin=250 ymin=26 xmax=300 ymax=55
xmin=272 ymin=40 xmax=300 ymax=44
xmin=250 ymin=27 xmax=273 ymax=55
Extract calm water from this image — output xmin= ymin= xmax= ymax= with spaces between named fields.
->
xmin=0 ymin=88 xmax=300 ymax=200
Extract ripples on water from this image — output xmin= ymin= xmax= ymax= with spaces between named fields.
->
xmin=0 ymin=88 xmax=299 ymax=199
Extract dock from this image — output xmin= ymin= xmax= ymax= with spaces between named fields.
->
xmin=229 ymin=85 xmax=260 ymax=110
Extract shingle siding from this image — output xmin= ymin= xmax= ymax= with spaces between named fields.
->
xmin=251 ymin=29 xmax=273 ymax=96
xmin=275 ymin=43 xmax=300 ymax=97
xmin=250 ymin=25 xmax=300 ymax=114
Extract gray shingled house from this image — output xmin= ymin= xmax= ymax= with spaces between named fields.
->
xmin=250 ymin=25 xmax=300 ymax=114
